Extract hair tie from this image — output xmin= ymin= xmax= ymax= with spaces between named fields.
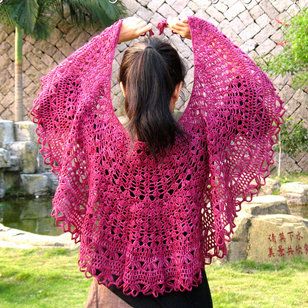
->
xmin=157 ymin=19 xmax=168 ymax=35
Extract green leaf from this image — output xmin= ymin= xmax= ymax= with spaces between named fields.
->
xmin=8 ymin=0 xmax=40 ymax=34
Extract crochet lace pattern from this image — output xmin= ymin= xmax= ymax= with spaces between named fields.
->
xmin=29 ymin=16 xmax=286 ymax=298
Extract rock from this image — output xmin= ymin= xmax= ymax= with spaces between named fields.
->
xmin=227 ymin=211 xmax=252 ymax=262
xmin=20 ymin=173 xmax=50 ymax=196
xmin=0 ymin=170 xmax=19 ymax=194
xmin=0 ymin=223 xmax=77 ymax=249
xmin=247 ymin=214 xmax=308 ymax=262
xmin=280 ymin=182 xmax=308 ymax=204
xmin=241 ymin=195 xmax=290 ymax=215
xmin=280 ymin=182 xmax=308 ymax=217
xmin=0 ymin=120 xmax=14 ymax=147
xmin=7 ymin=141 xmax=38 ymax=173
xmin=6 ymin=155 xmax=19 ymax=171
xmin=14 ymin=121 xmax=37 ymax=143
xmin=0 ymin=148 xmax=10 ymax=168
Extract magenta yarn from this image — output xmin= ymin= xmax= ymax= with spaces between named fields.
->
xmin=29 ymin=16 xmax=286 ymax=298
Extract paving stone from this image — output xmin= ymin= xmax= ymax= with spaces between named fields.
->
xmin=136 ymin=6 xmax=153 ymax=22
xmin=207 ymin=17 xmax=219 ymax=27
xmin=157 ymin=3 xmax=178 ymax=18
xmin=192 ymin=0 xmax=211 ymax=10
xmin=225 ymin=1 xmax=246 ymax=21
xmin=194 ymin=9 xmax=210 ymax=20
xmin=239 ymin=22 xmax=261 ymax=41
xmin=256 ymin=38 xmax=276 ymax=55
xmin=270 ymin=45 xmax=284 ymax=56
xmin=206 ymin=5 xmax=225 ymax=22
xmin=249 ymin=4 xmax=265 ymax=19
xmin=214 ymin=1 xmax=228 ymax=13
xmin=292 ymin=88 xmax=307 ymax=103
xmin=179 ymin=7 xmax=194 ymax=20
xmin=286 ymin=3 xmax=301 ymax=17
xmin=172 ymin=0 xmax=190 ymax=13
xmin=255 ymin=13 xmax=271 ymax=29
xmin=147 ymin=0 xmax=165 ymax=12
xmin=139 ymin=0 xmax=151 ymax=5
xmin=122 ymin=0 xmax=139 ymax=14
xmin=240 ymin=39 xmax=257 ymax=54
xmin=187 ymin=1 xmax=199 ymax=12
xmin=242 ymin=0 xmax=259 ymax=10
xmin=230 ymin=17 xmax=246 ymax=33
xmin=270 ymin=29 xmax=284 ymax=42
xmin=259 ymin=0 xmax=279 ymax=18
xmin=238 ymin=10 xmax=254 ymax=27
xmin=150 ymin=12 xmax=165 ymax=29
xmin=254 ymin=24 xmax=276 ymax=45
xmin=271 ymin=0 xmax=294 ymax=13
xmin=298 ymin=0 xmax=308 ymax=9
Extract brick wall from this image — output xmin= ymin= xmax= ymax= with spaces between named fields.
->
xmin=0 ymin=0 xmax=307 ymax=172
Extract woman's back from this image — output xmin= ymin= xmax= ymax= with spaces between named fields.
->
xmin=79 ymin=107 xmax=209 ymax=297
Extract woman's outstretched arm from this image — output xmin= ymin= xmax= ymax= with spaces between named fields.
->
xmin=29 ymin=19 xmax=125 ymax=243
xmin=159 ymin=15 xmax=286 ymax=264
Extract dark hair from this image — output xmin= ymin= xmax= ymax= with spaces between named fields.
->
xmin=117 ymin=36 xmax=189 ymax=162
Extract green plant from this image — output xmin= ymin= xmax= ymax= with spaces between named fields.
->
xmin=255 ymin=7 xmax=308 ymax=90
xmin=0 ymin=0 xmax=127 ymax=121
xmin=274 ymin=117 xmax=308 ymax=156
xmin=273 ymin=116 xmax=308 ymax=176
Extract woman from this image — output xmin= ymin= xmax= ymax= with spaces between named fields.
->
xmin=85 ymin=16 xmax=214 ymax=307
xmin=30 ymin=14 xmax=285 ymax=308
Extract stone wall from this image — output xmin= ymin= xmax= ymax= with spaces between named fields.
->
xmin=0 ymin=0 xmax=307 ymax=172
xmin=0 ymin=120 xmax=58 ymax=198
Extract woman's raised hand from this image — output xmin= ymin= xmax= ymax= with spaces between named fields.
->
xmin=118 ymin=16 xmax=153 ymax=43
xmin=166 ymin=16 xmax=192 ymax=39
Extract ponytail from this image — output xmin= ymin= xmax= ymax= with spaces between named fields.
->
xmin=119 ymin=37 xmax=188 ymax=162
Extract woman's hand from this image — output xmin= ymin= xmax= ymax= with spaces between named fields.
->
xmin=118 ymin=16 xmax=153 ymax=44
xmin=166 ymin=16 xmax=191 ymax=39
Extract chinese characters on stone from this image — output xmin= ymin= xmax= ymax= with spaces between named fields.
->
xmin=268 ymin=231 xmax=307 ymax=257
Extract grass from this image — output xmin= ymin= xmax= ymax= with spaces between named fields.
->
xmin=0 ymin=247 xmax=91 ymax=308
xmin=208 ymin=257 xmax=308 ymax=308
xmin=272 ymin=172 xmax=308 ymax=185
xmin=0 ymin=247 xmax=307 ymax=307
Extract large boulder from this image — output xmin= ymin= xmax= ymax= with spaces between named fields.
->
xmin=247 ymin=214 xmax=308 ymax=262
xmin=226 ymin=194 xmax=308 ymax=262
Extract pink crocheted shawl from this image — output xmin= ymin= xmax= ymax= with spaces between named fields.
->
xmin=29 ymin=16 xmax=286 ymax=297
